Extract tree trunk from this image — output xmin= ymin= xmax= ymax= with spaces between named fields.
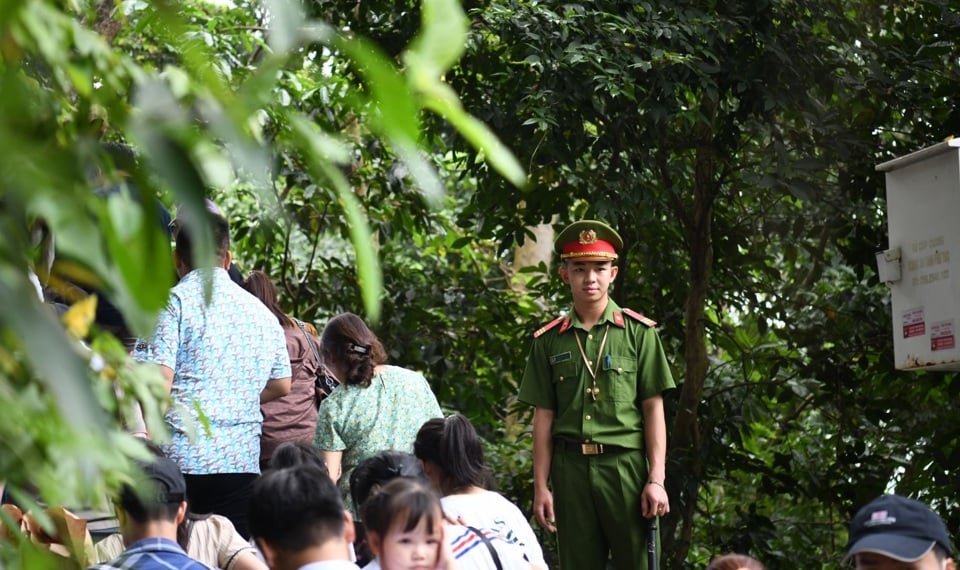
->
xmin=663 ymin=97 xmax=717 ymax=568
xmin=86 ymin=0 xmax=123 ymax=45
xmin=509 ymin=218 xmax=555 ymax=293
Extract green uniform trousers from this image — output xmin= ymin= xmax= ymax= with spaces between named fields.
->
xmin=551 ymin=446 xmax=659 ymax=570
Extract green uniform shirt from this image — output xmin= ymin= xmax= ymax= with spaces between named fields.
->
xmin=518 ymin=299 xmax=676 ymax=449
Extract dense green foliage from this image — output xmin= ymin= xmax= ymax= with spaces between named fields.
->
xmin=285 ymin=0 xmax=960 ymax=567
xmin=3 ymin=0 xmax=960 ymax=569
xmin=0 ymin=0 xmax=520 ymax=566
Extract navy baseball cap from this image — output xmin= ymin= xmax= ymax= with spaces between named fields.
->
xmin=137 ymin=456 xmax=187 ymax=504
xmin=843 ymin=495 xmax=954 ymax=564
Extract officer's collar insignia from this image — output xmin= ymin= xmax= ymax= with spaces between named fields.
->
xmin=558 ymin=318 xmax=572 ymax=334
xmin=612 ymin=311 xmax=625 ymax=328
xmin=579 ymin=229 xmax=597 ymax=245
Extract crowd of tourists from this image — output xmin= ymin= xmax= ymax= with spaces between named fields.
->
xmin=9 ymin=145 xmax=955 ymax=570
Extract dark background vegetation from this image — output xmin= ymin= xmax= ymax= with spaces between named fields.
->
xmin=2 ymin=0 xmax=959 ymax=568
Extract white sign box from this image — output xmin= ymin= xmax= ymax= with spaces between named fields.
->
xmin=877 ymin=139 xmax=960 ymax=370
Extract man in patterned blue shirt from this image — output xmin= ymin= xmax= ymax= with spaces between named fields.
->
xmin=88 ymin=455 xmax=213 ymax=570
xmin=135 ymin=210 xmax=291 ymax=538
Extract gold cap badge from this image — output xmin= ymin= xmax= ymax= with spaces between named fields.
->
xmin=579 ymin=229 xmax=597 ymax=245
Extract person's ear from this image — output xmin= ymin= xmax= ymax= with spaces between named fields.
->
xmin=114 ymin=505 xmax=127 ymax=529
xmin=173 ymin=249 xmax=187 ymax=277
xmin=343 ymin=510 xmax=356 ymax=544
xmin=945 ymin=557 xmax=956 ymax=570
xmin=421 ymin=461 xmax=442 ymax=488
xmin=174 ymin=501 xmax=188 ymax=525
xmin=222 ymin=250 xmax=232 ymax=270
xmin=255 ymin=537 xmax=277 ymax=568
xmin=366 ymin=529 xmax=382 ymax=558
xmin=559 ymin=264 xmax=570 ymax=284
xmin=610 ymin=264 xmax=619 ymax=281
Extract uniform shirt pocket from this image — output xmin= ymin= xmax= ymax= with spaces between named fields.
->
xmin=603 ymin=355 xmax=638 ymax=402
xmin=550 ymin=357 xmax=581 ymax=409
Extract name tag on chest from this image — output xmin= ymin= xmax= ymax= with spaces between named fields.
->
xmin=549 ymin=352 xmax=572 ymax=365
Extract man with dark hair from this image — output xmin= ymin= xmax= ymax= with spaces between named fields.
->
xmin=134 ymin=210 xmax=291 ymax=539
xmin=249 ymin=466 xmax=359 ymax=570
xmin=88 ymin=456 xmax=212 ymax=569
xmin=844 ymin=494 xmax=956 ymax=570
xmin=169 ymin=212 xmax=232 ymax=275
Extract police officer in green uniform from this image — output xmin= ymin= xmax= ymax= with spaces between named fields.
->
xmin=518 ymin=220 xmax=676 ymax=570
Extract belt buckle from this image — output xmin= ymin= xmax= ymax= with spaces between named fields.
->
xmin=581 ymin=443 xmax=603 ymax=455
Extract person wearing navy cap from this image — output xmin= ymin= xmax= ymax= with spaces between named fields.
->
xmin=517 ymin=220 xmax=676 ymax=570
xmin=844 ymin=494 xmax=956 ymax=570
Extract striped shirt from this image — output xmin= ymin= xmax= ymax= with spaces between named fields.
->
xmin=87 ymin=537 xmax=214 ymax=570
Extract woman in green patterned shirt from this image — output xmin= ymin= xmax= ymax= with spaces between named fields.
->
xmin=314 ymin=312 xmax=442 ymax=515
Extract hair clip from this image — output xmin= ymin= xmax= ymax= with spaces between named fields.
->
xmin=348 ymin=343 xmax=370 ymax=355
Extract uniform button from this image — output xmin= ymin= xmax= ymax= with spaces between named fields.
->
xmin=588 ymin=360 xmax=593 ymax=366
xmin=617 ymin=367 xmax=623 ymax=373
xmin=588 ymin=334 xmax=593 ymax=339
xmin=585 ymin=415 xmax=592 ymax=420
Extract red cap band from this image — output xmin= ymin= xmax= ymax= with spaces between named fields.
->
xmin=560 ymin=238 xmax=618 ymax=260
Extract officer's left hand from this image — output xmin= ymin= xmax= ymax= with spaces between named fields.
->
xmin=641 ymin=481 xmax=669 ymax=519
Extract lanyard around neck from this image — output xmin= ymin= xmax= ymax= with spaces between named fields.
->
xmin=574 ymin=324 xmax=610 ymax=401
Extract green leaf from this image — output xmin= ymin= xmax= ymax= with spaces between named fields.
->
xmin=265 ymin=0 xmax=305 ymax=55
xmin=65 ymin=64 xmax=92 ymax=97
xmin=329 ymin=33 xmax=421 ymax=147
xmin=286 ymin=113 xmax=383 ymax=321
xmin=451 ymin=236 xmax=473 ymax=248
xmin=421 ymin=82 xmax=527 ymax=188
xmin=392 ymin=140 xmax=446 ymax=206
xmin=337 ymin=178 xmax=383 ymax=324
xmin=404 ymin=0 xmax=469 ymax=77
xmin=237 ymin=54 xmax=289 ymax=111
xmin=129 ymin=122 xmax=215 ymax=304
xmin=0 ymin=268 xmax=106 ymax=434
xmin=288 ymin=113 xmax=352 ymax=165
xmin=99 ymin=190 xmax=175 ymax=337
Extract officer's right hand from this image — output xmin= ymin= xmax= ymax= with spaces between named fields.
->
xmin=533 ymin=488 xmax=557 ymax=532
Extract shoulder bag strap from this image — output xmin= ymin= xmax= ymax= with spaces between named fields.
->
xmin=295 ymin=319 xmax=339 ymax=406
xmin=294 ymin=318 xmax=322 ymax=363
xmin=466 ymin=526 xmax=503 ymax=570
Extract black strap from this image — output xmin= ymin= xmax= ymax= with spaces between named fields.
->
xmin=224 ymin=546 xmax=257 ymax=569
xmin=294 ymin=319 xmax=339 ymax=404
xmin=467 ymin=526 xmax=503 ymax=570
xmin=294 ymin=319 xmax=322 ymax=363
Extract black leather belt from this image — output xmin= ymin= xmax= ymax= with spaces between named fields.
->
xmin=554 ymin=439 xmax=633 ymax=456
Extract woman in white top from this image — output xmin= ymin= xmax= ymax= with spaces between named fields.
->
xmin=414 ymin=415 xmax=547 ymax=570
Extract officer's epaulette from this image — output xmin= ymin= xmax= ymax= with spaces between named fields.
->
xmin=623 ymin=308 xmax=657 ymax=327
xmin=533 ymin=316 xmax=565 ymax=338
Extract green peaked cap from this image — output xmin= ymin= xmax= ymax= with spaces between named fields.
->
xmin=554 ymin=220 xmax=623 ymax=260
